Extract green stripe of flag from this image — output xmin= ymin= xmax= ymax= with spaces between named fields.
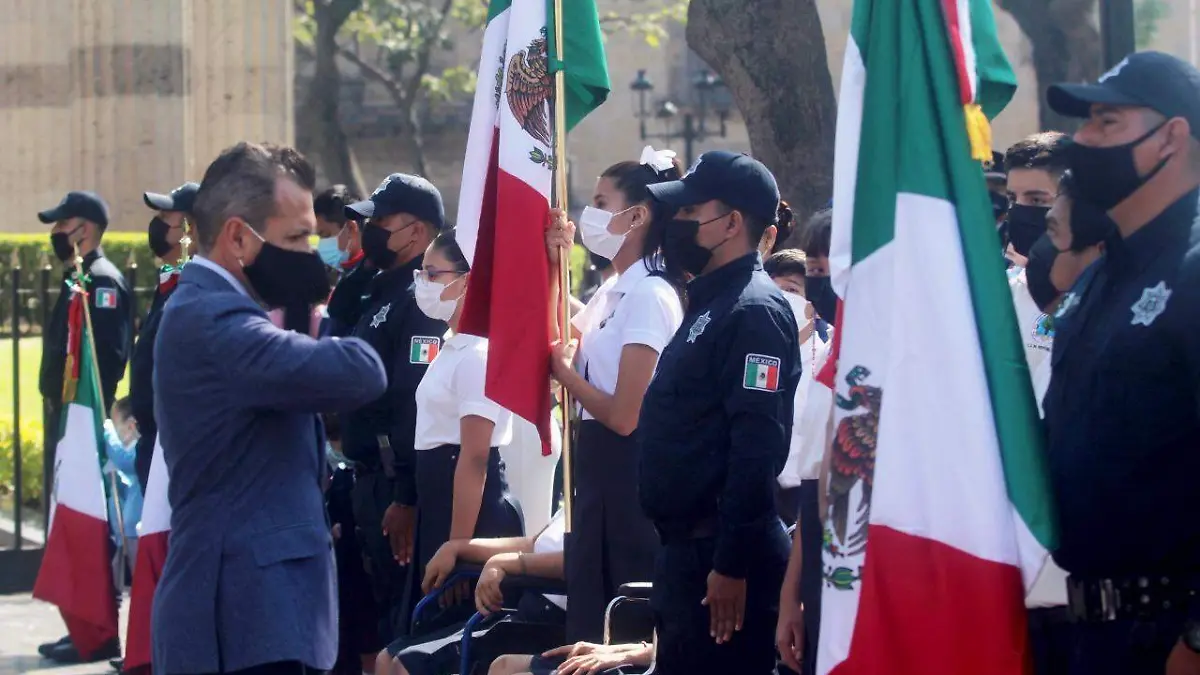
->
xmin=486 ymin=0 xmax=512 ymax=23
xmin=546 ymin=0 xmax=610 ymax=130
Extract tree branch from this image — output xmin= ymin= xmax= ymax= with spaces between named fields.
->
xmin=404 ymin=0 xmax=456 ymax=103
xmin=338 ymin=42 xmax=406 ymax=103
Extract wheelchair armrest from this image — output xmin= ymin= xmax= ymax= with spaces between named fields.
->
xmin=499 ymin=574 xmax=567 ymax=596
xmin=617 ymin=581 xmax=653 ymax=600
xmin=412 ymin=564 xmax=486 ymax=625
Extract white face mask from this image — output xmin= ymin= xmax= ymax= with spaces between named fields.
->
xmin=413 ymin=271 xmax=461 ymax=322
xmin=580 ymin=205 xmax=635 ymax=260
xmin=782 ymin=290 xmax=814 ymax=333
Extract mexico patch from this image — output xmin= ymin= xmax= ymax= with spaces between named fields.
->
xmin=95 ymin=288 xmax=117 ymax=309
xmin=410 ymin=336 xmax=441 ymax=364
xmin=743 ymin=354 xmax=781 ymax=392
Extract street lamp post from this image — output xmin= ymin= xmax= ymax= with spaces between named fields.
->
xmin=629 ymin=68 xmax=729 ymax=167
xmin=1100 ymin=0 xmax=1136 ymax=69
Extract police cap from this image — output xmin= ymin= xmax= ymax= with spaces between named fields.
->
xmin=646 ymin=150 xmax=780 ymax=223
xmin=38 ymin=191 xmax=109 ymax=228
xmin=345 ymin=173 xmax=445 ymax=228
xmin=1048 ymin=51 xmax=1200 ymax=139
xmin=143 ymin=182 xmax=200 ymax=213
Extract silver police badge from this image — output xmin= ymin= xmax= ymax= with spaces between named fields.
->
xmin=687 ymin=311 xmax=712 ymax=343
xmin=1130 ymin=282 xmax=1171 ymax=327
xmin=371 ymin=302 xmax=392 ymax=328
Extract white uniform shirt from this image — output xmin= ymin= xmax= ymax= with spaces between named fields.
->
xmin=534 ymin=510 xmax=568 ymax=609
xmin=414 ymin=333 xmax=513 ymax=450
xmin=1009 ymin=268 xmax=1053 ymax=379
xmin=1010 ymin=278 xmax=1066 ymax=609
xmin=570 ymin=259 xmax=683 ymax=421
xmin=778 ymin=332 xmax=833 ymax=488
xmin=772 ymin=331 xmax=830 ymax=482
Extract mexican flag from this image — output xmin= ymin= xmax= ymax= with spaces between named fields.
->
xmin=456 ymin=0 xmax=609 ymax=454
xmin=123 ymin=437 xmax=172 ymax=675
xmin=33 ymin=284 xmax=120 ymax=660
xmin=817 ymin=1 xmax=1055 ymax=673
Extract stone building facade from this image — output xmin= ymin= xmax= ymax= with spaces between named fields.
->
xmin=0 ymin=0 xmax=293 ymax=234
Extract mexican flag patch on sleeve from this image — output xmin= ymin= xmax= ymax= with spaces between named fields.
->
xmin=743 ymin=353 xmax=781 ymax=392
xmin=95 ymin=287 xmax=118 ymax=309
xmin=410 ymin=336 xmax=441 ymax=364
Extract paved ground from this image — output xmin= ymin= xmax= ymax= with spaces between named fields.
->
xmin=0 ymin=594 xmax=126 ymax=675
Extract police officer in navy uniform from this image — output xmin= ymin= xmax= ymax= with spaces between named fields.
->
xmin=130 ymin=182 xmax=197 ymax=493
xmin=36 ymin=190 xmax=131 ymax=663
xmin=637 ymin=151 xmax=800 ymax=674
xmin=315 ymin=184 xmax=376 ymax=337
xmin=1042 ymin=51 xmax=1200 ymax=675
xmin=342 ymin=174 xmax=448 ymax=645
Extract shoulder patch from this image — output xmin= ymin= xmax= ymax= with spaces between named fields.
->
xmin=743 ymin=353 xmax=782 ymax=392
xmin=95 ymin=287 xmax=118 ymax=309
xmin=410 ymin=336 xmax=441 ymax=364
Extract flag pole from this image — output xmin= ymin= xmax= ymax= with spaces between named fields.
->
xmin=551 ymin=0 xmax=575 ymax=533
xmin=70 ymin=243 xmax=128 ymax=579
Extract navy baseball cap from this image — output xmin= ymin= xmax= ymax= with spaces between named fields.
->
xmin=1048 ymin=51 xmax=1200 ymax=139
xmin=346 ymin=173 xmax=445 ymax=228
xmin=38 ymin=191 xmax=109 ymax=227
xmin=647 ymin=151 xmax=780 ymax=223
xmin=144 ymin=181 xmax=199 ymax=213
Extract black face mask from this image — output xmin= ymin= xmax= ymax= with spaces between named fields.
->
xmin=662 ymin=216 xmax=730 ymax=277
xmin=805 ymin=275 xmax=838 ymax=325
xmin=148 ymin=217 xmax=175 ymax=258
xmin=1006 ymin=204 xmax=1049 ymax=257
xmin=1024 ymin=234 xmax=1061 ymax=311
xmin=242 ymin=229 xmax=331 ymax=309
xmin=362 ymin=222 xmax=399 ymax=269
xmin=1067 ymin=124 xmax=1170 ymax=211
xmin=51 ymin=225 xmax=83 ymax=263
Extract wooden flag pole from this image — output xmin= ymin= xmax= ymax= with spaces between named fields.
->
xmin=551 ymin=0 xmax=575 ymax=533
xmin=71 ymin=243 xmax=128 ymax=576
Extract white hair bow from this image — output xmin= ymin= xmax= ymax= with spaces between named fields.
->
xmin=639 ymin=145 xmax=677 ymax=173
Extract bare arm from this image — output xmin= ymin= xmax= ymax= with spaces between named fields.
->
xmin=449 ymin=415 xmax=494 ymax=541
xmin=555 ymin=343 xmax=659 ymax=436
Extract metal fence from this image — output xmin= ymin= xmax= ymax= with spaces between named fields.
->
xmin=1 ymin=255 xmax=157 ymax=592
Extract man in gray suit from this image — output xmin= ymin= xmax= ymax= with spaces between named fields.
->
xmin=152 ymin=142 xmax=388 ymax=675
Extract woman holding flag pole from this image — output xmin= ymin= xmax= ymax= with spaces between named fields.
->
xmin=545 ymin=148 xmax=686 ymax=642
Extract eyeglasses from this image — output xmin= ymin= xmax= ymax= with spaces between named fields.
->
xmin=414 ymin=267 xmax=466 ymax=282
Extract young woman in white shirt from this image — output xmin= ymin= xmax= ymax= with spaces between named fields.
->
xmin=544 ymin=146 xmax=687 ymax=643
xmin=411 ymin=229 xmax=523 ymax=579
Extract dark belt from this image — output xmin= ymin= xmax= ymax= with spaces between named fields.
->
xmin=1066 ymin=574 xmax=1197 ymax=623
xmin=654 ymin=517 xmax=718 ymax=545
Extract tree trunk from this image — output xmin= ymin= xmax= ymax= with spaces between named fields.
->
xmin=997 ymin=0 xmax=1102 ymax=133
xmin=686 ymin=0 xmax=837 ymax=220
xmin=301 ymin=0 xmax=366 ymax=194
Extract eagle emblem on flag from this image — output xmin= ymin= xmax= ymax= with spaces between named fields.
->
xmin=506 ymin=28 xmax=553 ymax=150
xmin=828 ymin=365 xmax=882 ymax=558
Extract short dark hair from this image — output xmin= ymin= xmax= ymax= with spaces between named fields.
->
xmin=430 ymin=228 xmax=470 ymax=273
xmin=111 ymin=396 xmax=133 ymax=421
xmin=313 ymin=185 xmax=362 ymax=226
xmin=798 ymin=208 xmax=833 ymax=258
xmin=1004 ymin=131 xmax=1070 ymax=177
xmin=764 ymin=248 xmax=807 ymax=279
xmin=192 ymin=142 xmax=317 ymax=252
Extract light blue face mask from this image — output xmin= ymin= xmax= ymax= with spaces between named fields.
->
xmin=317 ymin=236 xmax=348 ymax=269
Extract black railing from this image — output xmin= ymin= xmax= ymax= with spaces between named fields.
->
xmin=1 ymin=251 xmax=156 ymax=587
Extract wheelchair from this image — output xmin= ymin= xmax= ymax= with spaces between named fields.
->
xmin=410 ymin=570 xmax=658 ymax=674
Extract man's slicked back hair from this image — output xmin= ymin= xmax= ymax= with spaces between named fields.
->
xmin=1003 ymin=131 xmax=1070 ymax=177
xmin=192 ymin=142 xmax=317 ymax=252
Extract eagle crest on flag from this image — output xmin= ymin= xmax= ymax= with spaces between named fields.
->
xmin=506 ymin=28 xmax=552 ymax=149
xmin=828 ymin=365 xmax=881 ymax=557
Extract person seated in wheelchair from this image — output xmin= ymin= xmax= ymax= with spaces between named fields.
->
xmin=489 ymin=640 xmax=654 ymax=675
xmin=378 ymin=510 xmax=568 ymax=675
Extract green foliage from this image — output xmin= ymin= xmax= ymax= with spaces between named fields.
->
xmin=600 ymin=0 xmax=688 ymax=48
xmin=1135 ymin=0 xmax=1170 ymax=49
xmin=0 ymin=233 xmax=158 ymax=335
xmin=0 ymin=417 xmax=45 ymax=511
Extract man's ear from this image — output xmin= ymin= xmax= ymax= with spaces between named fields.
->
xmin=225 ymin=217 xmax=255 ymax=261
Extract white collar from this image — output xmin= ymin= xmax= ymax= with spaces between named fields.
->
xmin=610 ymin=256 xmax=658 ymax=295
xmin=445 ymin=332 xmax=485 ymax=351
xmin=191 ymin=255 xmax=251 ymax=298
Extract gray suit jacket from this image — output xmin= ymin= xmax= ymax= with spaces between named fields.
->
xmin=151 ymin=263 xmax=386 ymax=674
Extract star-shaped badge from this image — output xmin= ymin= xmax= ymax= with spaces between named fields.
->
xmin=371 ymin=302 xmax=392 ymax=328
xmin=1130 ymin=281 xmax=1172 ymax=327
xmin=687 ymin=311 xmax=712 ymax=344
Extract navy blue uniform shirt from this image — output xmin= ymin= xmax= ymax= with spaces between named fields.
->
xmin=343 ymin=254 xmax=446 ymax=505
xmin=638 ymin=253 xmax=801 ymax=578
xmin=325 ymin=258 xmax=377 ymax=338
xmin=1044 ymin=189 xmax=1200 ymax=611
